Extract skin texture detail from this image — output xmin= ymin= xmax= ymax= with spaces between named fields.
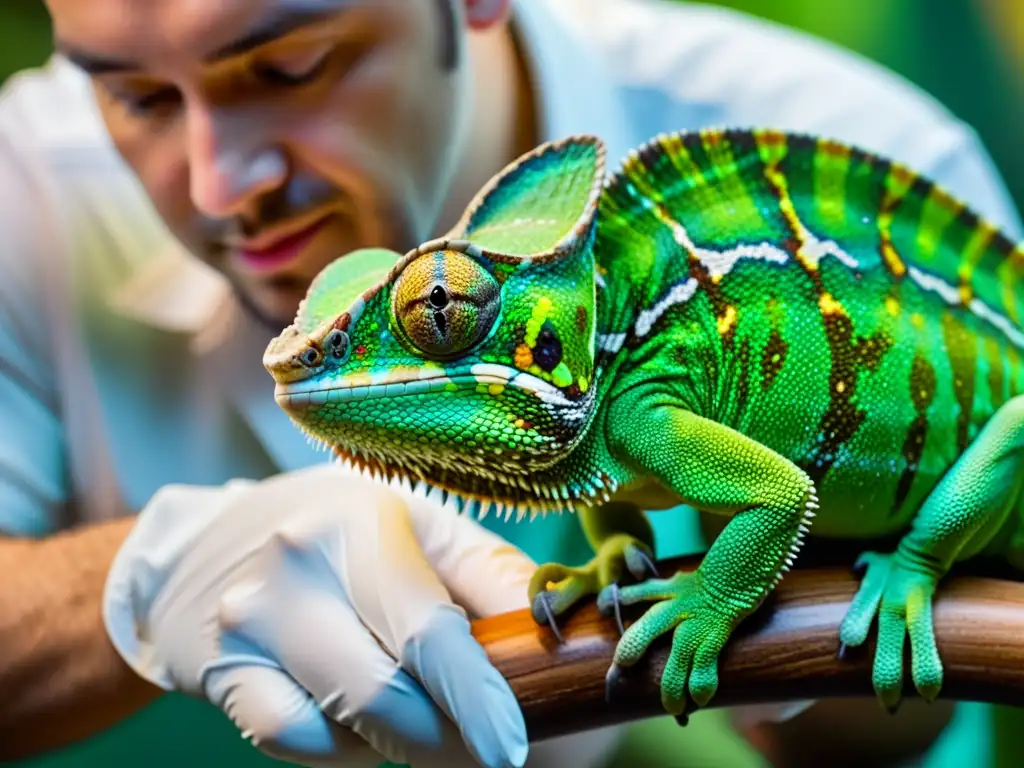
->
xmin=264 ymin=126 xmax=1024 ymax=718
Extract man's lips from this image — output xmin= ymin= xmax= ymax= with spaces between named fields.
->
xmin=233 ymin=215 xmax=331 ymax=273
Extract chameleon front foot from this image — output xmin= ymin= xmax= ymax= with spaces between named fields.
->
xmin=599 ymin=571 xmax=741 ymax=716
xmin=838 ymin=551 xmax=943 ymax=712
xmin=528 ymin=533 xmax=657 ymax=642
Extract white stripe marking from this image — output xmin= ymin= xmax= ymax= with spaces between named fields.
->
xmin=618 ymin=184 xmax=1024 ymax=351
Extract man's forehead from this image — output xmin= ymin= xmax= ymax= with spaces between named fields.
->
xmin=49 ymin=0 xmax=364 ymax=74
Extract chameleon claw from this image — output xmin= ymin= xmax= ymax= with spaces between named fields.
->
xmin=604 ymin=662 xmax=623 ymax=702
xmin=674 ymin=713 xmax=690 ymax=727
xmin=531 ymin=592 xmax=564 ymax=643
xmin=610 ymin=583 xmax=624 ymax=635
xmin=836 ymin=641 xmax=849 ymax=660
xmin=851 ymin=553 xmax=873 ymax=578
xmin=624 ymin=542 xmax=659 ymax=580
xmin=596 ymin=582 xmax=626 ymax=635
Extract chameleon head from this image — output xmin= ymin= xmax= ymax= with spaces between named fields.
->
xmin=263 ymin=135 xmax=608 ymax=510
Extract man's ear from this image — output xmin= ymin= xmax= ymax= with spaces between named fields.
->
xmin=464 ymin=0 xmax=511 ymax=30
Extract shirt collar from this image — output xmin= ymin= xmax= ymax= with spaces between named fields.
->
xmin=108 ymin=0 xmax=633 ymax=344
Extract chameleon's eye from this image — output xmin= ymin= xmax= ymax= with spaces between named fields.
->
xmin=391 ymin=249 xmax=500 ymax=358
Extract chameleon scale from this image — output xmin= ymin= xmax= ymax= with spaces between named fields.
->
xmin=264 ymin=127 xmax=1024 ymax=716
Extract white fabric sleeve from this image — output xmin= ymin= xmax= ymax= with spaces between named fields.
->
xmin=0 ymin=134 xmax=69 ymax=537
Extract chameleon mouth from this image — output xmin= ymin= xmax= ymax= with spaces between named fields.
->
xmin=274 ymin=363 xmax=574 ymax=410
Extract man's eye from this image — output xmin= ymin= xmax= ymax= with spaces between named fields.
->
xmin=113 ymin=87 xmax=181 ymax=116
xmin=252 ymin=50 xmax=331 ymax=86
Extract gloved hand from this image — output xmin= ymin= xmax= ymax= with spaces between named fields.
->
xmin=102 ymin=464 xmax=536 ymax=768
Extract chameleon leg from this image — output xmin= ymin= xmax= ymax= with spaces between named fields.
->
xmin=528 ymin=500 xmax=658 ymax=640
xmin=600 ymin=403 xmax=817 ymax=715
xmin=839 ymin=394 xmax=1024 ymax=712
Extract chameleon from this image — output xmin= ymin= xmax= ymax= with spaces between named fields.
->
xmin=263 ymin=126 xmax=1024 ymax=717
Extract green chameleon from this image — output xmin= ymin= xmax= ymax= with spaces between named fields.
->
xmin=263 ymin=127 xmax=1024 ymax=717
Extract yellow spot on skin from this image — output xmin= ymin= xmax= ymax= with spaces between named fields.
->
xmin=525 ymin=297 xmax=554 ymax=347
xmin=347 ymin=372 xmax=374 ymax=387
xmin=836 ymin=381 xmax=846 ymax=393
xmin=488 ymin=383 xmax=505 ymax=396
xmin=525 ymin=318 xmax=541 ymax=346
xmin=514 ymin=418 xmax=525 ymax=429
xmin=552 ymin=362 xmax=573 ymax=388
xmin=716 ymin=305 xmax=737 ymax=336
xmin=578 ymin=375 xmax=588 ymax=393
xmin=514 ymin=344 xmax=533 ymax=369
xmin=819 ymin=292 xmax=845 ymax=316
xmin=885 ymin=296 xmax=900 ymax=317
xmin=911 ymin=312 xmax=925 ymax=328
xmin=879 ymin=239 xmax=907 ymax=277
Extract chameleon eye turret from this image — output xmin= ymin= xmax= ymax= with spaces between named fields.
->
xmin=391 ymin=249 xmax=501 ymax=359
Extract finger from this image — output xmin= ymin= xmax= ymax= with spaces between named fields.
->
xmin=201 ymin=661 xmax=380 ymax=768
xmin=405 ymin=492 xmax=538 ymax=617
xmin=219 ymin=533 xmax=477 ymax=768
xmin=344 ymin=493 xmax=529 ymax=768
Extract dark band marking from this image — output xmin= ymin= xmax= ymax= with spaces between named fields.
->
xmin=895 ymin=354 xmax=937 ymax=512
xmin=755 ymin=134 xmax=896 ymax=482
xmin=761 ymin=328 xmax=788 ymax=391
xmin=576 ymin=305 xmax=588 ymax=333
xmin=941 ymin=312 xmax=977 ymax=454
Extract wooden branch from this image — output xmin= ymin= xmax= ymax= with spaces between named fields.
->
xmin=470 ymin=551 xmax=1024 ymax=742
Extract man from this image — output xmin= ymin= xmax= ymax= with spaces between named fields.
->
xmin=0 ymin=0 xmax=1020 ymax=766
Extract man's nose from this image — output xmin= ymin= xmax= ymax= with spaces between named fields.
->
xmin=186 ymin=105 xmax=288 ymax=220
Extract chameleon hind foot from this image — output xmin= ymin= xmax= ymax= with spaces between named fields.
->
xmin=838 ymin=551 xmax=943 ymax=712
xmin=599 ymin=571 xmax=741 ymax=716
xmin=837 ymin=395 xmax=1024 ymax=712
xmin=529 ymin=533 xmax=657 ymax=641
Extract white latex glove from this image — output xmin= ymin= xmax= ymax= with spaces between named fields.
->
xmin=102 ymin=464 xmax=538 ymax=768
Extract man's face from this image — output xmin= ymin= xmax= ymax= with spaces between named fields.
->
xmin=46 ymin=0 xmax=475 ymax=327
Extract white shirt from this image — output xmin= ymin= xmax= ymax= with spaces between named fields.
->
xmin=0 ymin=0 xmax=1019 ymax=762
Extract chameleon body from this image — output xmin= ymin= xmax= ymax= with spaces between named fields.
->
xmin=264 ymin=127 xmax=1024 ymax=715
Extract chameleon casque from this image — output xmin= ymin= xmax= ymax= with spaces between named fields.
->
xmin=263 ymin=126 xmax=1024 ymax=717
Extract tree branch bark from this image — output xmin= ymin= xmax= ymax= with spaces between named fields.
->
xmin=472 ymin=548 xmax=1024 ymax=742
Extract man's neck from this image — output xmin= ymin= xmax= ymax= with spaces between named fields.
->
xmin=434 ymin=15 xmax=540 ymax=237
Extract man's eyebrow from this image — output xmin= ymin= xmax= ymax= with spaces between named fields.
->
xmin=56 ymin=46 xmax=135 ymax=75
xmin=56 ymin=6 xmax=342 ymax=75
xmin=205 ymin=7 xmax=340 ymax=62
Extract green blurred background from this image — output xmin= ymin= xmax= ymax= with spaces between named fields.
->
xmin=0 ymin=0 xmax=1021 ymax=766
